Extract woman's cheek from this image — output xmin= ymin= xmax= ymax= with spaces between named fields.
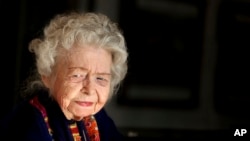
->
xmin=54 ymin=86 xmax=74 ymax=109
xmin=98 ymin=89 xmax=109 ymax=105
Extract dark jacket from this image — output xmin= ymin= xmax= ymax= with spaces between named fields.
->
xmin=0 ymin=91 xmax=124 ymax=141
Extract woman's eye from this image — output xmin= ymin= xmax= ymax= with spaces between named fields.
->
xmin=97 ymin=77 xmax=105 ymax=81
xmin=68 ymin=74 xmax=85 ymax=82
xmin=96 ymin=76 xmax=110 ymax=86
xmin=72 ymin=74 xmax=81 ymax=77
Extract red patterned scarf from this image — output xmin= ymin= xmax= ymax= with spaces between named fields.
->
xmin=30 ymin=96 xmax=100 ymax=141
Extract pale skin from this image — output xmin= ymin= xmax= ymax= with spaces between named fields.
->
xmin=42 ymin=45 xmax=112 ymax=121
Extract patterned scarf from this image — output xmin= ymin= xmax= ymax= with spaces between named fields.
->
xmin=30 ymin=96 xmax=100 ymax=141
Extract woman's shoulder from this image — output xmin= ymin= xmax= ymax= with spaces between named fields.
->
xmin=95 ymin=108 xmax=114 ymax=124
xmin=0 ymin=99 xmax=37 ymax=128
xmin=0 ymin=96 xmax=52 ymax=140
xmin=95 ymin=108 xmax=125 ymax=141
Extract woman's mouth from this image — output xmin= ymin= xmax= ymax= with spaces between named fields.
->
xmin=75 ymin=101 xmax=93 ymax=107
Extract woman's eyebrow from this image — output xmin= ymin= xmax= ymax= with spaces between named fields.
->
xmin=68 ymin=67 xmax=111 ymax=75
xmin=97 ymin=72 xmax=111 ymax=76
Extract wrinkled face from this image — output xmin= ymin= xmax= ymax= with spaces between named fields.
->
xmin=42 ymin=45 xmax=112 ymax=121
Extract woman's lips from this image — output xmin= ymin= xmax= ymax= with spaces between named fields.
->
xmin=75 ymin=101 xmax=93 ymax=107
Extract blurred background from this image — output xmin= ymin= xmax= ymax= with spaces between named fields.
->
xmin=1 ymin=0 xmax=250 ymax=140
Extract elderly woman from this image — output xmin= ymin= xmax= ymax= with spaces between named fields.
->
xmin=0 ymin=11 xmax=128 ymax=141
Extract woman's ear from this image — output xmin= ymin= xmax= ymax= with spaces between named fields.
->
xmin=41 ymin=75 xmax=50 ymax=88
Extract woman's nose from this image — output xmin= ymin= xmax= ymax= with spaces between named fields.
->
xmin=81 ymin=76 xmax=95 ymax=95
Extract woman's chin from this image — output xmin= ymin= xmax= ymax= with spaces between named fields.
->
xmin=72 ymin=115 xmax=84 ymax=121
xmin=72 ymin=111 xmax=92 ymax=120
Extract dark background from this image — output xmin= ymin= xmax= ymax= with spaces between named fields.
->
xmin=1 ymin=0 xmax=250 ymax=140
